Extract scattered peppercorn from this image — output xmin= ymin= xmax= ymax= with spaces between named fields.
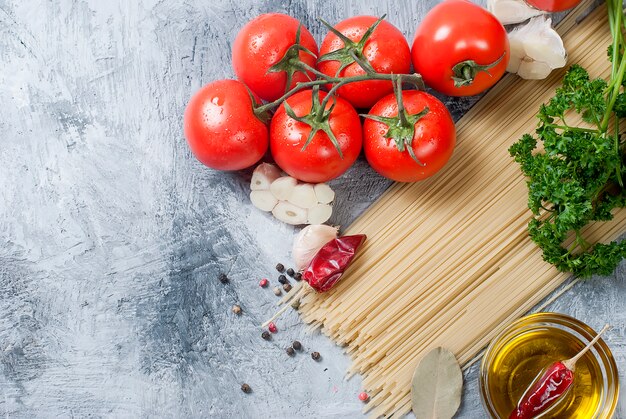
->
xmin=261 ymin=331 xmax=271 ymax=340
xmin=268 ymin=322 xmax=278 ymax=333
xmin=283 ymin=283 xmax=292 ymax=293
xmin=311 ymin=351 xmax=321 ymax=361
xmin=292 ymin=341 xmax=302 ymax=351
xmin=294 ymin=272 xmax=302 ymax=281
xmin=286 ymin=268 xmax=295 ymax=277
xmin=232 ymin=304 xmax=242 ymax=315
xmin=219 ymin=273 xmax=229 ymax=284
xmin=273 ymin=287 xmax=282 ymax=296
xmin=359 ymin=392 xmax=369 ymax=402
xmin=241 ymin=383 xmax=252 ymax=393
xmin=291 ymin=299 xmax=301 ymax=310
xmin=278 ymin=275 xmax=288 ymax=285
xmin=275 ymin=263 xmax=285 ymax=273
xmin=259 ymin=278 xmax=269 ymax=287
xmin=286 ymin=347 xmax=295 ymax=356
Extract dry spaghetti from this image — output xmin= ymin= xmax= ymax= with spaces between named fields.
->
xmin=298 ymin=3 xmax=625 ymax=417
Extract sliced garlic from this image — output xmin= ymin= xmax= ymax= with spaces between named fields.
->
xmin=248 ymin=164 xmax=336 ymax=226
xmin=487 ymin=0 xmax=545 ymax=25
xmin=307 ymin=203 xmax=333 ymax=225
xmin=507 ymin=16 xmax=567 ymax=80
xmin=270 ymin=176 xmax=298 ymax=201
xmin=251 ymin=163 xmax=281 ymax=191
xmin=314 ymin=183 xmax=335 ymax=204
xmin=272 ymin=201 xmax=308 ymax=225
xmin=288 ymin=184 xmax=318 ymax=209
xmin=250 ymin=190 xmax=278 ymax=212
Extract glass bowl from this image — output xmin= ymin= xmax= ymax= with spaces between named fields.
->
xmin=480 ymin=313 xmax=619 ymax=418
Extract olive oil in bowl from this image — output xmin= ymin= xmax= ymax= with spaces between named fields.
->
xmin=480 ymin=313 xmax=619 ymax=418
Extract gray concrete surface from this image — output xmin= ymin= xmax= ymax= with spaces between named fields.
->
xmin=0 ymin=0 xmax=623 ymax=417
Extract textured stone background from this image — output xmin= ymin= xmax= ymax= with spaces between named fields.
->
xmin=0 ymin=0 xmax=624 ymax=417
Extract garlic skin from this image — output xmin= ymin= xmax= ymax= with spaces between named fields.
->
xmin=507 ymin=16 xmax=567 ymax=80
xmin=488 ymin=0 xmax=545 ymax=25
xmin=292 ymin=225 xmax=339 ymax=270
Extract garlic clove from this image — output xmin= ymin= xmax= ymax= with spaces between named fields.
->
xmin=507 ymin=16 xmax=567 ymax=80
xmin=488 ymin=0 xmax=545 ymax=25
xmin=314 ymin=183 xmax=335 ymax=204
xmin=251 ymin=163 xmax=281 ymax=191
xmin=288 ymin=183 xmax=318 ymax=209
xmin=270 ymin=176 xmax=298 ymax=201
xmin=523 ymin=29 xmax=567 ymax=69
xmin=507 ymin=38 xmax=526 ymax=74
xmin=292 ymin=224 xmax=339 ymax=270
xmin=250 ymin=190 xmax=278 ymax=212
xmin=307 ymin=203 xmax=333 ymax=225
xmin=517 ymin=58 xmax=553 ymax=80
xmin=272 ymin=201 xmax=308 ymax=225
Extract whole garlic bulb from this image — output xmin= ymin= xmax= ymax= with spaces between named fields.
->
xmin=292 ymin=225 xmax=339 ymax=270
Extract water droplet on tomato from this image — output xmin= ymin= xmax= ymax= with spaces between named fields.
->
xmin=211 ymin=96 xmax=224 ymax=106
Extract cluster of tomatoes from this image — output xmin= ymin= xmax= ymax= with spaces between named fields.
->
xmin=184 ymin=0 xmax=510 ymax=183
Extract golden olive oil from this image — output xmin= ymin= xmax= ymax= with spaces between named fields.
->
xmin=486 ymin=327 xmax=604 ymax=418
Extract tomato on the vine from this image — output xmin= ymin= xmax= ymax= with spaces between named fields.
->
xmin=184 ymin=79 xmax=268 ymax=171
xmin=411 ymin=0 xmax=509 ymax=97
xmin=363 ymin=90 xmax=456 ymax=182
xmin=232 ymin=13 xmax=319 ymax=102
xmin=270 ymin=89 xmax=362 ymax=183
xmin=317 ymin=16 xmax=411 ymax=109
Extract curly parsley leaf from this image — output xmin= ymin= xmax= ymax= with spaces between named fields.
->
xmin=509 ymin=63 xmax=626 ymax=278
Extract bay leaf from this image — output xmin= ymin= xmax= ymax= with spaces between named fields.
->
xmin=411 ymin=347 xmax=463 ymax=419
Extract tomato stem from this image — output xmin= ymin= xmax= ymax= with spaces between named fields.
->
xmin=451 ymin=52 xmax=506 ymax=88
xmin=254 ymin=72 xmax=424 ymax=116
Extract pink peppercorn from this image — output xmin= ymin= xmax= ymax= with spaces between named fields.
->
xmin=268 ymin=322 xmax=277 ymax=333
xmin=259 ymin=278 xmax=269 ymax=287
xmin=358 ymin=392 xmax=369 ymax=402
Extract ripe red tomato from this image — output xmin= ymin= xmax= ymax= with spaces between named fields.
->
xmin=270 ymin=90 xmax=362 ymax=183
xmin=363 ymin=91 xmax=456 ymax=182
xmin=184 ymin=79 xmax=268 ymax=171
xmin=317 ymin=16 xmax=411 ymax=109
xmin=411 ymin=0 xmax=509 ymax=97
xmin=232 ymin=13 xmax=319 ymax=102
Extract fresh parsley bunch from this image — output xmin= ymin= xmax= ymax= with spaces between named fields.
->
xmin=509 ymin=0 xmax=626 ymax=277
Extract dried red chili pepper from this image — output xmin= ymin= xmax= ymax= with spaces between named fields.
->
xmin=303 ymin=234 xmax=366 ymax=293
xmin=509 ymin=324 xmax=609 ymax=419
xmin=261 ymin=234 xmax=366 ymax=329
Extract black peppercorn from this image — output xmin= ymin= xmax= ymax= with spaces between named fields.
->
xmin=286 ymin=268 xmax=295 ymax=277
xmin=311 ymin=351 xmax=321 ymax=361
xmin=292 ymin=341 xmax=302 ymax=351
xmin=218 ymin=273 xmax=229 ymax=284
xmin=261 ymin=331 xmax=271 ymax=340
xmin=241 ymin=383 xmax=252 ymax=393
xmin=286 ymin=347 xmax=295 ymax=356
xmin=278 ymin=275 xmax=288 ymax=285
xmin=275 ymin=263 xmax=285 ymax=273
xmin=283 ymin=283 xmax=292 ymax=293
xmin=294 ymin=272 xmax=302 ymax=281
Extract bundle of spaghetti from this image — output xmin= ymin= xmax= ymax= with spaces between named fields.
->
xmin=298 ymin=4 xmax=625 ymax=417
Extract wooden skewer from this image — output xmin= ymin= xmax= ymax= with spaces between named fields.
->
xmin=562 ymin=324 xmax=610 ymax=371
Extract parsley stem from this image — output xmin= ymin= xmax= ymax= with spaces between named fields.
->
xmin=549 ymin=124 xmax=597 ymax=133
